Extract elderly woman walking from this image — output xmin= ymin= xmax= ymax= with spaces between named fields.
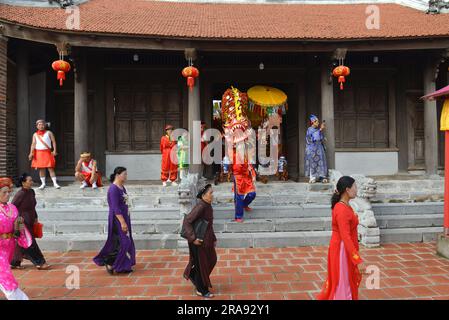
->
xmin=0 ymin=177 xmax=32 ymax=300
xmin=10 ymin=173 xmax=50 ymax=270
xmin=183 ymin=184 xmax=217 ymax=298
xmin=317 ymin=176 xmax=363 ymax=300
xmin=93 ymin=167 xmax=136 ymax=274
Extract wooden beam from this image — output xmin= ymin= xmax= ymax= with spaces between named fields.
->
xmin=3 ymin=21 xmax=449 ymax=52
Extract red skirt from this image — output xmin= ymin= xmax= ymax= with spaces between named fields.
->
xmin=81 ymin=171 xmax=103 ymax=187
xmin=31 ymin=150 xmax=55 ymax=169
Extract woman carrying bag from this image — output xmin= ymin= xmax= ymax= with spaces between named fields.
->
xmin=11 ymin=173 xmax=50 ymax=270
xmin=182 ymin=184 xmax=217 ymax=298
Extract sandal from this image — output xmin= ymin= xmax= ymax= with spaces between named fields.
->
xmin=36 ymin=263 xmax=51 ymax=270
xmin=196 ymin=290 xmax=214 ymax=298
xmin=11 ymin=265 xmax=25 ymax=270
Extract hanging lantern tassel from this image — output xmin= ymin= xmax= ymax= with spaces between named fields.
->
xmin=338 ymin=75 xmax=345 ymax=90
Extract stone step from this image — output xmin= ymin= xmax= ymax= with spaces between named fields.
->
xmin=35 ymin=231 xmax=333 ymax=251
xmin=372 ymin=202 xmax=443 ymax=216
xmin=379 ymin=227 xmax=443 ymax=243
xmin=42 ymin=217 xmax=333 ymax=235
xmin=377 ymin=214 xmax=444 ymax=229
xmin=37 ymin=205 xmax=333 ymax=221
xmin=34 ymin=192 xmax=333 ymax=208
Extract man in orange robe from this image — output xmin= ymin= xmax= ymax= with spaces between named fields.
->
xmin=231 ymin=150 xmax=256 ymax=222
xmin=160 ymin=125 xmax=178 ymax=186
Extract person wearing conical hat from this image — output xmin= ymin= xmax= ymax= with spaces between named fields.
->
xmin=160 ymin=124 xmax=178 ymax=187
xmin=75 ymin=152 xmax=103 ymax=189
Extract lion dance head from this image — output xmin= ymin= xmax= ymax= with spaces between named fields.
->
xmin=221 ymin=87 xmax=254 ymax=145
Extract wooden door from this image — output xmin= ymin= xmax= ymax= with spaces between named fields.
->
xmin=53 ymin=92 xmax=94 ymax=175
xmin=113 ymin=82 xmax=183 ymax=151
xmin=406 ymin=92 xmax=425 ymax=169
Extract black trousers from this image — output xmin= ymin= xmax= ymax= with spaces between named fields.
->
xmin=11 ymin=237 xmax=46 ymax=267
xmin=189 ymin=244 xmax=208 ymax=295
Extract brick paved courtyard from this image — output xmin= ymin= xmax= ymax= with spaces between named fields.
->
xmin=9 ymin=243 xmax=449 ymax=300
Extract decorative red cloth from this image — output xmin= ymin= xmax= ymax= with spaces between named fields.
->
xmin=231 ymin=153 xmax=255 ymax=195
xmin=36 ymin=130 xmax=46 ymax=136
xmin=317 ymin=202 xmax=363 ymax=300
xmin=160 ymin=135 xmax=177 ymax=181
xmin=31 ymin=150 xmax=56 ymax=169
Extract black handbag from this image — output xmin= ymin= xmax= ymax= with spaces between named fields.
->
xmin=181 ymin=218 xmax=209 ymax=241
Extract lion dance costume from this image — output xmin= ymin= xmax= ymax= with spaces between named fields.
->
xmin=221 ymin=87 xmax=256 ymax=222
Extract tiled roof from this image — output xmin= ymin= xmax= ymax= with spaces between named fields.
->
xmin=0 ymin=0 xmax=449 ymax=40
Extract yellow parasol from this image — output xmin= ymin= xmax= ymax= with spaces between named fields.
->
xmin=247 ymin=85 xmax=287 ymax=107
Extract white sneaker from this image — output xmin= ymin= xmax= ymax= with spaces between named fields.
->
xmin=92 ymin=183 xmax=98 ymax=189
xmin=80 ymin=182 xmax=88 ymax=189
xmin=54 ymin=184 xmax=61 ymax=189
xmin=38 ymin=184 xmax=46 ymax=190
xmin=171 ymin=181 xmax=178 ymax=186
xmin=162 ymin=181 xmax=167 ymax=187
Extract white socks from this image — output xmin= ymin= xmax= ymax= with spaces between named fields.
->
xmin=80 ymin=181 xmax=88 ymax=189
xmin=38 ymin=177 xmax=46 ymax=190
xmin=51 ymin=177 xmax=61 ymax=189
xmin=92 ymin=182 xmax=98 ymax=189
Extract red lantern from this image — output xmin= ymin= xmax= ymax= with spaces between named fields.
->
xmin=332 ymin=65 xmax=350 ymax=90
xmin=51 ymin=60 xmax=71 ymax=86
xmin=182 ymin=66 xmax=199 ymax=91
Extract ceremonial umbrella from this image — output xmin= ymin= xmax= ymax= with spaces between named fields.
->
xmin=421 ymin=84 xmax=449 ymax=236
xmin=247 ymin=85 xmax=287 ymax=107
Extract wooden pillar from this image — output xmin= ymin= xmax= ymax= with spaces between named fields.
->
xmin=185 ymin=49 xmax=201 ymax=175
xmin=423 ymin=57 xmax=439 ymax=175
xmin=298 ymin=77 xmax=306 ymax=177
xmin=0 ymin=36 xmax=7 ymax=176
xmin=16 ymin=43 xmax=30 ymax=176
xmin=320 ymin=60 xmax=335 ymax=170
xmin=74 ymin=49 xmax=88 ymax=161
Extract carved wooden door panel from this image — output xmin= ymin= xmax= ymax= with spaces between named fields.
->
xmin=113 ymin=81 xmax=183 ymax=151
xmin=406 ymin=93 xmax=425 ymax=169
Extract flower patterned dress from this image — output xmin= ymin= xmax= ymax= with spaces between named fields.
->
xmin=0 ymin=203 xmax=32 ymax=299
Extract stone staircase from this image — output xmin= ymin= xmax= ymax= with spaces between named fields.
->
xmin=28 ymin=178 xmax=444 ymax=251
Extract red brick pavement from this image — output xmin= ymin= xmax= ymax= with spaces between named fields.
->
xmin=7 ymin=243 xmax=449 ymax=300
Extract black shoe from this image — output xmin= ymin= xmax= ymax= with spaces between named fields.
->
xmin=105 ymin=264 xmax=114 ymax=275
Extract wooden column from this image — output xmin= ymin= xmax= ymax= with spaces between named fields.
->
xmin=16 ymin=42 xmax=30 ymax=176
xmin=320 ymin=60 xmax=335 ymax=169
xmin=423 ymin=57 xmax=439 ymax=175
xmin=298 ymin=77 xmax=306 ymax=177
xmin=74 ymin=49 xmax=88 ymax=160
xmin=186 ymin=49 xmax=201 ymax=175
xmin=0 ymin=36 xmax=7 ymax=176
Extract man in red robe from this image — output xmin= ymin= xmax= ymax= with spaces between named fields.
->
xmin=231 ymin=149 xmax=256 ymax=222
xmin=160 ymin=124 xmax=178 ymax=186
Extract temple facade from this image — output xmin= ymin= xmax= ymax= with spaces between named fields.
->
xmin=0 ymin=0 xmax=448 ymax=180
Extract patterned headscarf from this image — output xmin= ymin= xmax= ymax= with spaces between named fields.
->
xmin=0 ymin=177 xmax=13 ymax=189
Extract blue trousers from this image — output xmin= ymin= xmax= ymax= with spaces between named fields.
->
xmin=234 ymin=192 xmax=256 ymax=219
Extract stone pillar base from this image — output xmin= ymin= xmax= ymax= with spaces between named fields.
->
xmin=436 ymin=233 xmax=449 ymax=260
